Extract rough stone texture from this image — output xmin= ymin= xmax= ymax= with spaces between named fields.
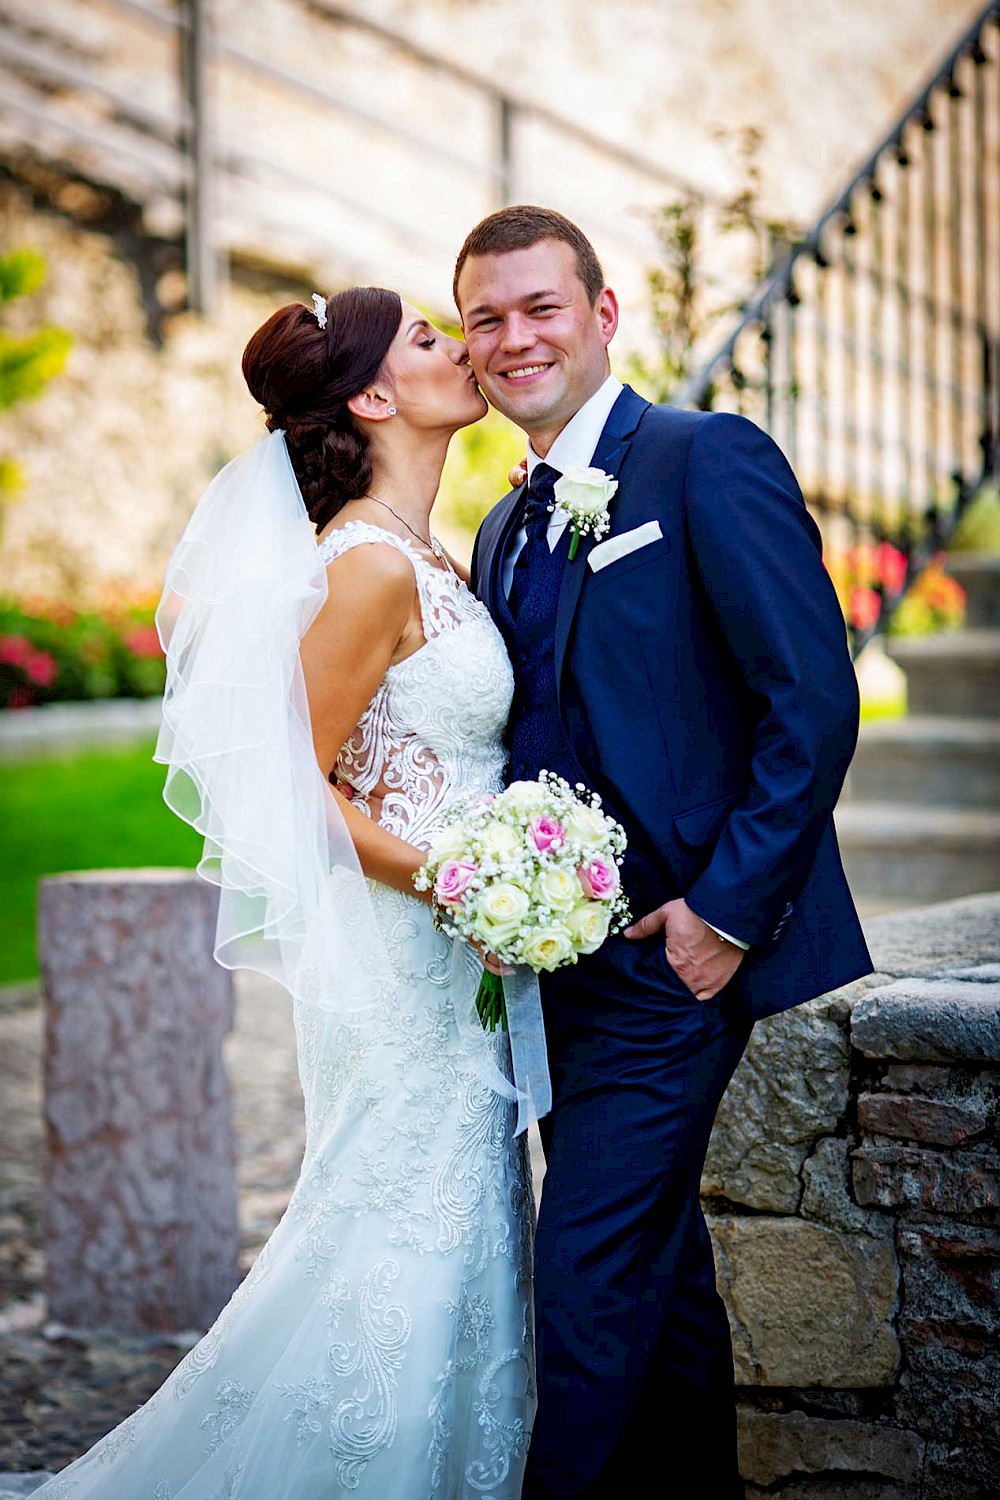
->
xmin=864 ymin=894 xmax=1000 ymax=979
xmin=897 ymin=1224 xmax=1000 ymax=1358
xmin=856 ymin=1092 xmax=989 ymax=1146
xmin=801 ymin=1137 xmax=892 ymax=1238
xmin=851 ymin=976 xmax=1000 ymax=1063
xmin=708 ymin=1216 xmax=900 ymax=1388
xmin=738 ymin=1409 xmax=924 ymax=1488
xmin=852 ymin=1146 xmax=1000 ymax=1216
xmin=702 ymin=989 xmax=861 ymax=1212
xmin=38 ymin=871 xmax=238 ymax=1333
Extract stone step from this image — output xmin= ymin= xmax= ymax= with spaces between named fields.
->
xmin=845 ymin=716 xmax=1000 ymax=808
xmin=835 ymin=802 xmax=1000 ymax=908
xmin=947 ymin=551 xmax=1000 ymax=630
xmin=886 ymin=630 xmax=1000 ymax=719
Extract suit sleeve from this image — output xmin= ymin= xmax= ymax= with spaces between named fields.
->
xmin=681 ymin=412 xmax=859 ymax=947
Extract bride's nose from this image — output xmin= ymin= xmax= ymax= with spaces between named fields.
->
xmin=446 ymin=334 xmax=471 ymax=364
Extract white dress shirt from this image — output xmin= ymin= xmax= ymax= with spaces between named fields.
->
xmin=501 ymin=373 xmax=624 ymax=597
xmin=501 ymin=372 xmax=749 ymax=952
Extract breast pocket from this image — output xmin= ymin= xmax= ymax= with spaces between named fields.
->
xmin=586 ymin=529 xmax=673 ymax=588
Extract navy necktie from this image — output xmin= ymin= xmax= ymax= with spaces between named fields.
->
xmin=509 ymin=462 xmax=561 ymax=619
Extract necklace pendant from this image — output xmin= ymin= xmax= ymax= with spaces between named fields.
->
xmin=431 ymin=538 xmax=443 ymax=559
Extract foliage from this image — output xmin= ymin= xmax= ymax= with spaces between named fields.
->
xmin=436 ymin=406 xmax=525 ymax=541
xmin=888 ymin=558 xmax=967 ymax=637
xmin=949 ymin=482 xmax=1000 ymax=552
xmin=0 ymin=246 xmax=72 ymax=506
xmin=0 ymin=741 xmax=201 ymax=984
xmin=625 ymin=128 xmax=793 ymax=404
xmin=0 ymin=590 xmax=166 ymax=709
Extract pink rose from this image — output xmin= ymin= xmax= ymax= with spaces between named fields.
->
xmin=435 ymin=859 xmax=477 ymax=906
xmin=529 ymin=814 xmax=565 ymax=853
xmin=24 ymin=650 xmax=58 ymax=687
xmin=577 ymin=856 xmax=619 ymax=900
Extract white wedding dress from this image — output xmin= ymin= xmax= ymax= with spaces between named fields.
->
xmin=31 ymin=522 xmax=534 ymax=1500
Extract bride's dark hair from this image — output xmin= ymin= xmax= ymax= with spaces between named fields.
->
xmin=242 ymin=287 xmax=403 ymax=532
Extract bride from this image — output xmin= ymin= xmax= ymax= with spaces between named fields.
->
xmin=29 ymin=289 xmax=537 ymax=1499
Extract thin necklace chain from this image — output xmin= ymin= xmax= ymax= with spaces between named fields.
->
xmin=363 ymin=494 xmax=443 ymax=558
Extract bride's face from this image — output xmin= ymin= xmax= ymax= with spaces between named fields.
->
xmin=382 ymin=303 xmax=487 ymax=432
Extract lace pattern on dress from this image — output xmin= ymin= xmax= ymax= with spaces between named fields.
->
xmin=317 ymin=522 xmax=513 ymax=850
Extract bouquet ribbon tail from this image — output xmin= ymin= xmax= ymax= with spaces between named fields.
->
xmin=501 ymin=965 xmax=552 ymax=1136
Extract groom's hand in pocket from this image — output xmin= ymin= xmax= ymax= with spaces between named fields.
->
xmin=625 ymin=898 xmax=745 ymax=1001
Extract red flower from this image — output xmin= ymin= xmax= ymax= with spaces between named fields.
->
xmin=875 ymin=542 xmax=907 ymax=596
xmin=0 ymin=633 xmax=32 ymax=667
xmin=5 ymin=686 xmax=34 ymax=708
xmin=24 ymin=649 xmax=58 ymax=686
xmin=123 ymin=625 xmax=163 ymax=660
xmin=849 ymin=585 xmax=881 ymax=632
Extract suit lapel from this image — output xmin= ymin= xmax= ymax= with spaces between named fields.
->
xmin=479 ymin=484 xmax=526 ymax=626
xmin=553 ymin=386 xmax=649 ymax=706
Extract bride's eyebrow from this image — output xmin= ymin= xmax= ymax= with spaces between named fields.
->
xmin=407 ymin=318 xmax=432 ymax=336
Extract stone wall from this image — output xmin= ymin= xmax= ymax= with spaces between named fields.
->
xmin=705 ymin=892 xmax=1000 ymax=1499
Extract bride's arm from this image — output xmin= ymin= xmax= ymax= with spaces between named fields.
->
xmin=299 ymin=543 xmax=432 ymax=903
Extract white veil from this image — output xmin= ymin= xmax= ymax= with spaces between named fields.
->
xmin=154 ymin=429 xmax=395 ymax=1020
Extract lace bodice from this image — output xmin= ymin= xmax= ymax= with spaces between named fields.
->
xmin=316 ymin=521 xmax=514 ymax=849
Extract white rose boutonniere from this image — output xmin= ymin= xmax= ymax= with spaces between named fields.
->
xmin=553 ymin=466 xmax=619 ymax=560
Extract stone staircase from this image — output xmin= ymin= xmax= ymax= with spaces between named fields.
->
xmin=837 ymin=553 xmax=1000 ymax=913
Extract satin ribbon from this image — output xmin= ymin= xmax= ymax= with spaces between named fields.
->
xmin=449 ymin=943 xmax=552 ymax=1137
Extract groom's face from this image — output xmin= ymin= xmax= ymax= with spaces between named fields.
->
xmin=457 ymin=240 xmax=617 ymax=442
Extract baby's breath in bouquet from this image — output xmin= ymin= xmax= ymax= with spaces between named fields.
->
xmin=414 ymin=772 xmax=631 ymax=1030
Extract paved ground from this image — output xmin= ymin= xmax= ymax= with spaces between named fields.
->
xmin=0 ymin=973 xmax=544 ymax=1485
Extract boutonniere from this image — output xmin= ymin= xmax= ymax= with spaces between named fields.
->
xmin=553 ymin=467 xmax=619 ymax=560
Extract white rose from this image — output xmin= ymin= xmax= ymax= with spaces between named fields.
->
xmin=481 ymin=822 xmax=520 ymax=858
xmin=563 ymin=802 xmax=609 ymax=850
xmin=565 ymin=902 xmax=612 ymax=955
xmin=503 ymin=780 xmax=546 ymax=810
xmin=428 ymin=825 xmax=467 ymax=863
xmin=534 ymin=866 xmax=579 ymax=913
xmin=475 ymin=882 xmax=530 ymax=947
xmin=522 ymin=925 xmax=576 ymax=973
xmin=554 ymin=466 xmax=619 ymax=519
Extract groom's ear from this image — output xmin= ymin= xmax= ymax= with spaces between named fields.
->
xmin=346 ymin=386 xmax=395 ymax=423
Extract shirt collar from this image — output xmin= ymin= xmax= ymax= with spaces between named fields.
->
xmin=525 ymin=373 xmax=624 ymax=481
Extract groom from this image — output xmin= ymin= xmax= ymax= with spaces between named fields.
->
xmin=456 ymin=206 xmax=873 ymax=1497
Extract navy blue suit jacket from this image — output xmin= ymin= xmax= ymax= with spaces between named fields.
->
xmin=471 ymin=385 xmax=872 ymax=1020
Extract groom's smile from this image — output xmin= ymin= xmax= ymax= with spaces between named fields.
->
xmin=456 ymin=240 xmax=618 ymax=455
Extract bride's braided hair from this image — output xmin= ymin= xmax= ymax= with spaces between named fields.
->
xmin=242 ymin=287 xmax=402 ymax=533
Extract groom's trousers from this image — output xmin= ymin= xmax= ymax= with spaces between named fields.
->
xmin=522 ymin=929 xmax=752 ymax=1500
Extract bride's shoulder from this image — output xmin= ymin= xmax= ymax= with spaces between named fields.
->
xmin=316 ymin=522 xmax=416 ymax=601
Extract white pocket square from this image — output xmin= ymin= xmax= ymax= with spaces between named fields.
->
xmin=587 ymin=520 xmax=663 ymax=573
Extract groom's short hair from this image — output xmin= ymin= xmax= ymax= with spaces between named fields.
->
xmin=453 ymin=206 xmax=605 ymax=309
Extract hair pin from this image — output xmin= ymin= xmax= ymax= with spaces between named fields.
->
xmin=311 ymin=292 xmax=328 ymax=330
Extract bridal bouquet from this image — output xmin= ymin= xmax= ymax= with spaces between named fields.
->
xmin=414 ymin=772 xmax=631 ymax=1030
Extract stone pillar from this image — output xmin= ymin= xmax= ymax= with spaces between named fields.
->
xmin=38 ymin=870 xmax=239 ymax=1333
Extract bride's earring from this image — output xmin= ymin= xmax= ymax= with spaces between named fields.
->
xmin=386 ymin=406 xmax=397 ymax=416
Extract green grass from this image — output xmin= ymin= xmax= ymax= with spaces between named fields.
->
xmin=0 ymin=739 xmax=202 ymax=984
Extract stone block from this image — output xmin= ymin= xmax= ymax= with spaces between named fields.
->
xmin=852 ymin=1145 xmax=1000 ymax=1216
xmin=738 ymin=1409 xmax=924 ymax=1489
xmin=702 ymin=993 xmax=852 ymax=1212
xmin=898 ymin=1223 xmax=1000 ymax=1354
xmin=708 ymin=1215 xmax=900 ymax=1387
xmin=857 ymin=1092 xmax=989 ymax=1146
xmin=801 ymin=1137 xmax=892 ymax=1238
xmin=851 ymin=978 xmax=1000 ymax=1064
xmin=39 ymin=870 xmax=239 ymax=1333
xmin=864 ymin=894 xmax=1000 ymax=980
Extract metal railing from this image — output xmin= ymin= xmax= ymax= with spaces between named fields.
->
xmin=675 ymin=3 xmax=1000 ymax=652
